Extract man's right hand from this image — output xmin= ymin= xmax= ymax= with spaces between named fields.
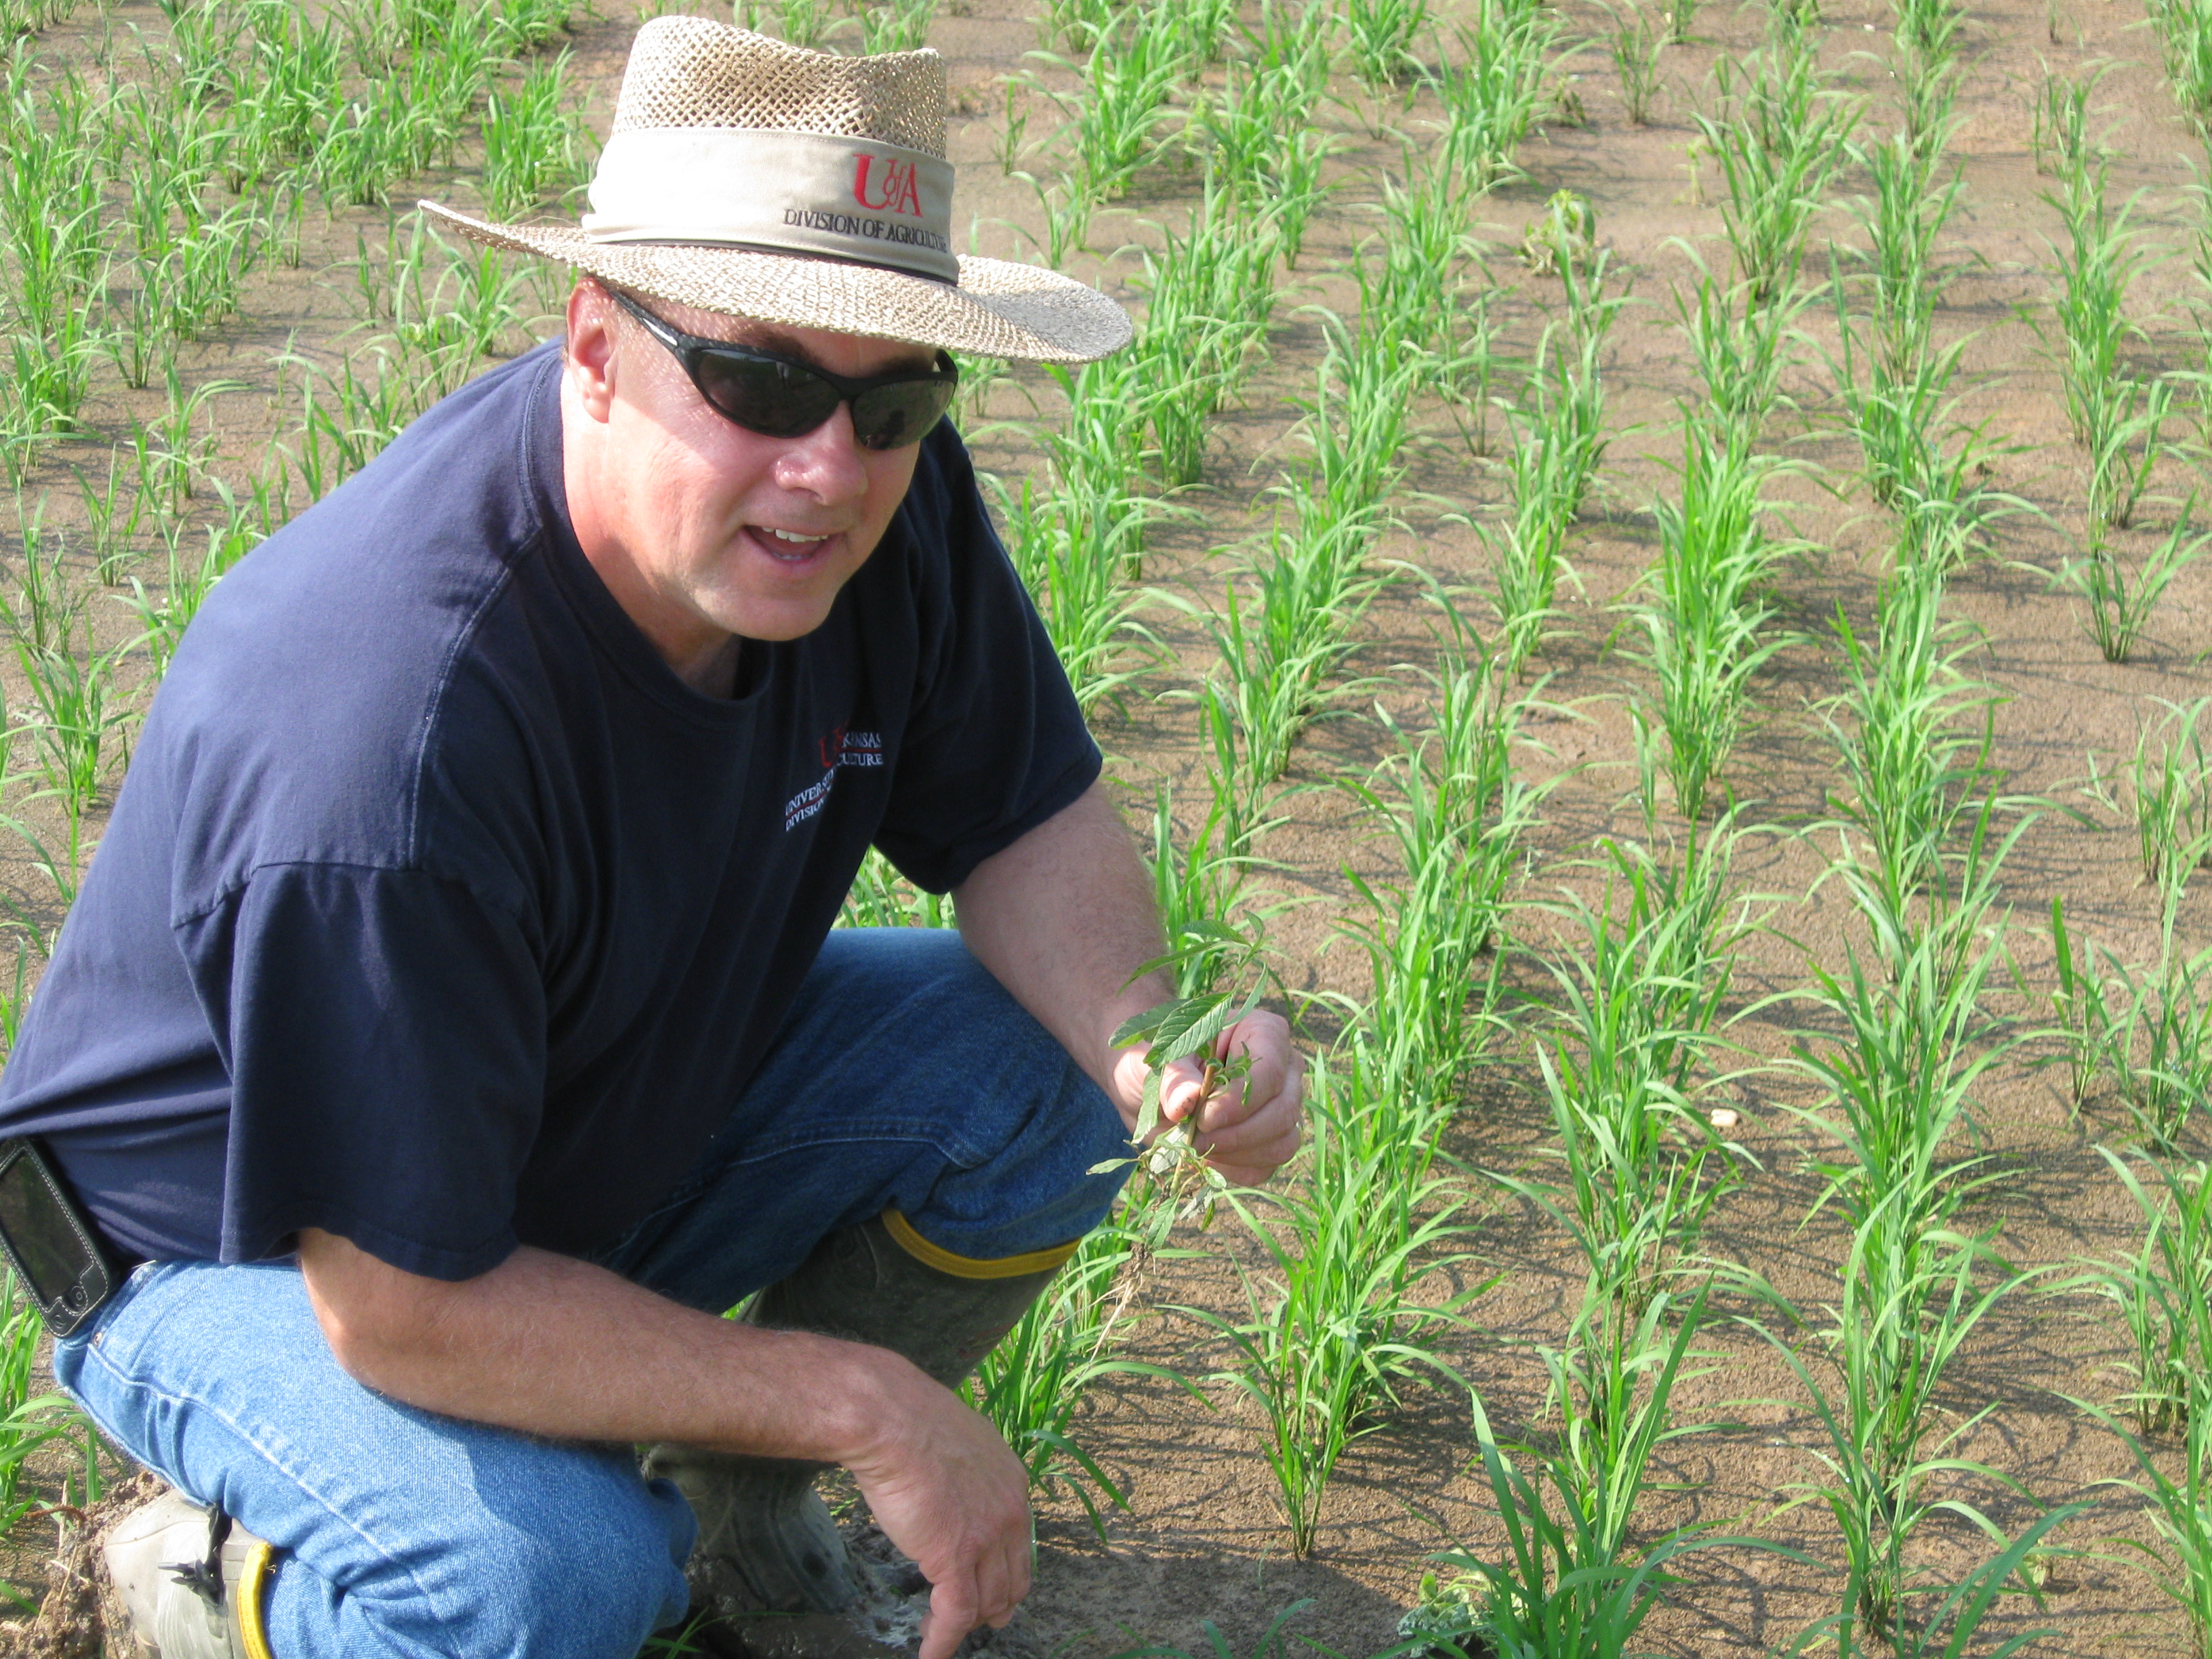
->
xmin=841 ymin=1360 xmax=1035 ymax=1659
xmin=296 ymin=1229 xmax=1036 ymax=1657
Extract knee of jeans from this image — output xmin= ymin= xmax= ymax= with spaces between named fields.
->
xmin=310 ymin=1469 xmax=693 ymax=1659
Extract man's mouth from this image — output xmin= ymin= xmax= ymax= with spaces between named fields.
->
xmin=747 ymin=525 xmax=838 ymax=562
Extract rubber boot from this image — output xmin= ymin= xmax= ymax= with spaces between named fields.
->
xmin=102 ymin=1488 xmax=278 ymax=1659
xmin=644 ymin=1210 xmax=1076 ymax=1657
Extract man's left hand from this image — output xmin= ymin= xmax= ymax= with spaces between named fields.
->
xmin=1111 ymin=1010 xmax=1305 ymax=1187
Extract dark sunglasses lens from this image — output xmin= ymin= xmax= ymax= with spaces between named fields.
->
xmin=691 ymin=353 xmax=839 ymax=438
xmin=850 ymin=379 xmax=957 ymax=451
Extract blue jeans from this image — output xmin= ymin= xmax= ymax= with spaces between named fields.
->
xmin=54 ymin=929 xmax=1132 ymax=1659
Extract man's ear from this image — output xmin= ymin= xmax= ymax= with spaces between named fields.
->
xmin=566 ymin=279 xmax=619 ymax=424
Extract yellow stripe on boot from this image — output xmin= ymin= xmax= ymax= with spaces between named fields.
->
xmin=880 ymin=1210 xmax=1080 ymax=1279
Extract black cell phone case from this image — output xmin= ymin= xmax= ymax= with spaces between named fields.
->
xmin=0 ymin=1138 xmax=115 ymax=1338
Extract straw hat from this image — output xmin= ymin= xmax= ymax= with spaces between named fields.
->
xmin=422 ymin=17 xmax=1130 ymax=363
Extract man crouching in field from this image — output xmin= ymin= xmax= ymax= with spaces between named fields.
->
xmin=0 ymin=20 xmax=1302 ymax=1659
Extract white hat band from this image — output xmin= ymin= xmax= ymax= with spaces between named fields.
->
xmin=581 ymin=127 xmax=958 ymax=284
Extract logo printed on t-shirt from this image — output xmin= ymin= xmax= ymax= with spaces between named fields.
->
xmin=784 ymin=724 xmax=885 ymax=830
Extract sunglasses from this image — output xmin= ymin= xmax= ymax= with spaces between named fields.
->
xmin=609 ymin=289 xmax=960 ymax=452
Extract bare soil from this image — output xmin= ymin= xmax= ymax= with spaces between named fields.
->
xmin=3 ymin=0 xmax=2211 ymax=1652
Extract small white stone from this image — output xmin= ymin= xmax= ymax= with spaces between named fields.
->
xmin=1709 ymin=1108 xmax=1740 ymax=1130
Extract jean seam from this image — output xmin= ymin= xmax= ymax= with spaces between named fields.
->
xmin=75 ymin=1335 xmax=455 ymax=1631
xmin=726 ymin=1125 xmax=991 ymax=1172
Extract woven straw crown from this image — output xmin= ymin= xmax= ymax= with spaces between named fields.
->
xmin=421 ymin=19 xmax=1130 ymax=364
xmin=611 ymin=17 xmax=946 ymax=155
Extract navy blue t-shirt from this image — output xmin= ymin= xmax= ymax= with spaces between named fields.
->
xmin=0 ymin=342 xmax=1100 ymax=1281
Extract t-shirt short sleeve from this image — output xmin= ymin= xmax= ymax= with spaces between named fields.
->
xmin=869 ymin=429 xmax=1102 ymax=893
xmin=179 ymin=861 xmax=547 ymax=1279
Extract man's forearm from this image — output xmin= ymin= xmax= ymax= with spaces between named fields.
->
xmin=951 ymin=780 xmax=1170 ymax=1091
xmin=300 ymin=1228 xmax=905 ymax=1461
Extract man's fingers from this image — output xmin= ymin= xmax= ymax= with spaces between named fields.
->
xmin=1158 ymin=1055 xmax=1208 ymax=1123
xmin=920 ymin=1569 xmax=981 ymax=1659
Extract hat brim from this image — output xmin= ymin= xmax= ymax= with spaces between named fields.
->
xmin=420 ymin=201 xmax=1132 ymax=364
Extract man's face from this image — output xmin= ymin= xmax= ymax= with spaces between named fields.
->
xmin=563 ymin=284 xmax=933 ymax=676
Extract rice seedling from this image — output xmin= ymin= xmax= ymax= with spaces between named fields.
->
xmin=1345 ymin=0 xmax=1432 ymax=89
xmin=75 ymin=455 xmax=145 ymax=588
xmin=1128 ymin=186 xmax=1280 ymax=487
xmin=2101 ymin=945 xmax=2212 ymax=1152
xmin=2074 ymin=1382 xmax=2212 ymax=1650
xmin=0 ymin=66 xmax=104 ymax=471
xmin=1185 ymin=1050 xmax=1473 ymax=1557
xmin=1338 ymin=625 xmax=1553 ymax=1099
xmin=2148 ymin=0 xmax=2212 ymax=135
xmin=1424 ymin=1294 xmax=1759 ymax=1658
xmin=1026 ymin=6 xmax=1188 ymax=209
xmin=1500 ymin=823 xmax=1745 ymax=1316
xmin=2129 ymin=697 xmax=2212 ymax=916
xmin=1475 ymin=298 xmax=1614 ymax=676
xmin=990 ymin=358 xmax=1160 ymax=713
xmin=965 ymin=1216 xmax=1193 ymax=1536
xmin=480 ymin=47 xmax=592 ymax=218
xmin=1889 ymin=0 xmax=1965 ymax=78
xmin=2069 ymin=1149 xmax=2212 ymax=1435
xmin=0 ymin=1274 xmax=104 ymax=1540
xmin=1207 ymin=328 xmax=1415 ymax=781
xmin=1694 ymin=28 xmax=1857 ymax=309
xmin=856 ymin=0 xmax=937 ymax=53
xmin=1758 ymin=1271 xmax=2081 ymax=1658
xmin=1604 ymin=0 xmax=1665 ymax=125
xmin=2044 ymin=155 xmax=2173 ymax=531
xmin=1360 ymin=157 xmax=1483 ymax=380
xmin=2070 ymin=504 xmax=2212 ymax=668
xmin=1147 ymin=785 xmax=1268 ymax=1000
xmin=2030 ymin=58 xmax=2100 ymax=178
xmin=1820 ymin=560 xmax=2000 ymax=926
xmin=1631 ymin=426 xmax=1790 ymax=823
xmin=11 ymin=607 xmax=133 ymax=827
xmin=0 ymin=0 xmax=81 ymax=33
xmin=124 ymin=481 xmax=262 ymax=682
xmin=1426 ymin=0 xmax=1560 ymax=195
xmin=1478 ymin=412 xmax=1576 ymax=678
